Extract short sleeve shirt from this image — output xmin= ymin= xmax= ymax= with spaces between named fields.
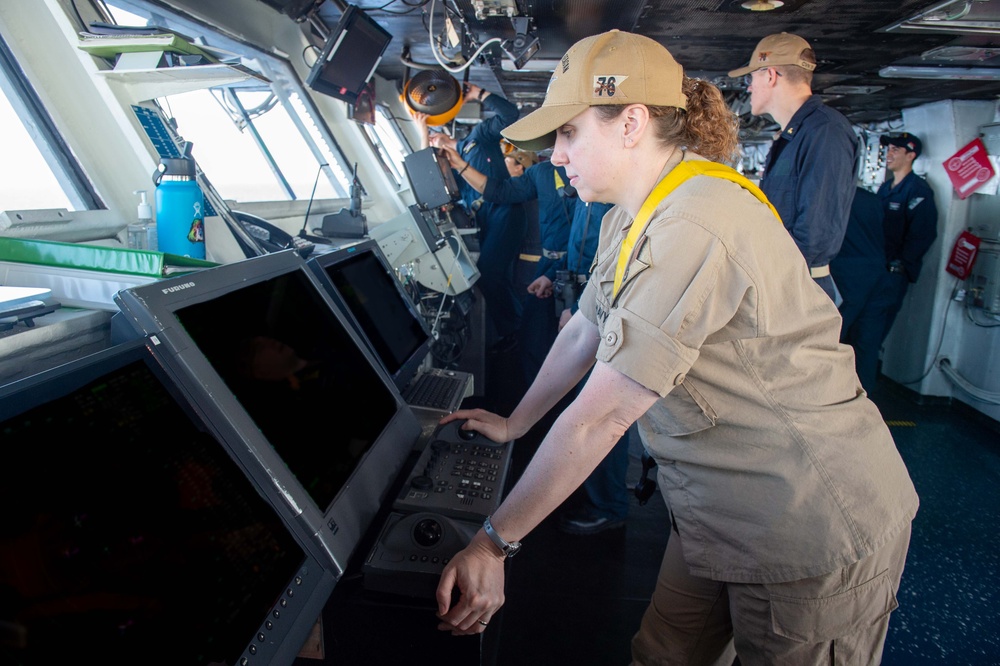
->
xmin=577 ymin=152 xmax=918 ymax=583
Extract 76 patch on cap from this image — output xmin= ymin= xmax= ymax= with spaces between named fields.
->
xmin=594 ymin=75 xmax=629 ymax=98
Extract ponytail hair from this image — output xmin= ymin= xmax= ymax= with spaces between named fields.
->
xmin=593 ymin=77 xmax=741 ymax=165
xmin=671 ymin=77 xmax=741 ymax=165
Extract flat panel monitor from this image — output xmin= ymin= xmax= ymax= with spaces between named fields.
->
xmin=307 ymin=239 xmax=431 ymax=394
xmin=113 ymin=250 xmax=422 ymax=579
xmin=0 ymin=338 xmax=335 ymax=666
xmin=404 ymin=147 xmax=461 ymax=210
xmin=306 ymin=4 xmax=392 ymax=105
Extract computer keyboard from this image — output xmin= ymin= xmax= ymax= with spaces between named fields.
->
xmin=403 ymin=372 xmax=464 ymax=411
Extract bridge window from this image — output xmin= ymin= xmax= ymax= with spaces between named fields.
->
xmin=360 ymin=104 xmax=412 ymax=187
xmin=0 ymin=34 xmax=98 ymax=211
xmin=106 ymin=2 xmax=354 ymax=203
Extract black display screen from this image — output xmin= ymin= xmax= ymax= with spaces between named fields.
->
xmin=306 ymin=4 xmax=392 ymax=104
xmin=174 ymin=268 xmax=398 ymax=512
xmin=0 ymin=346 xmax=309 ymax=665
xmin=324 ymin=249 xmax=428 ymax=378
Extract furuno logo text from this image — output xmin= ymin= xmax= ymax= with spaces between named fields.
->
xmin=161 ymin=282 xmax=196 ymax=294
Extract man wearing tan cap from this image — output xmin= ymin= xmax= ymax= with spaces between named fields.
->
xmin=730 ymin=33 xmax=860 ymax=303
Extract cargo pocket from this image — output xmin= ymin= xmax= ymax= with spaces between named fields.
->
xmin=644 ymin=378 xmax=718 ymax=436
xmin=770 ymin=571 xmax=898 ymax=643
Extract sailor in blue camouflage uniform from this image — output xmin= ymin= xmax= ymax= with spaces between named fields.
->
xmin=444 ymin=149 xmax=574 ymax=378
xmin=552 ymin=198 xmax=633 ymax=536
xmin=415 ymin=84 xmax=527 ymax=354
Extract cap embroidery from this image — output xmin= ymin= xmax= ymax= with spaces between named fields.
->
xmin=593 ymin=75 xmax=628 ymax=98
xmin=561 ymin=54 xmax=570 ymax=73
xmin=757 ymin=51 xmax=771 ymax=62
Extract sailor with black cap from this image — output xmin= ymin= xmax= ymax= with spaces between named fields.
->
xmin=877 ymin=131 xmax=938 ymax=340
xmin=729 ymin=33 xmax=860 ymax=304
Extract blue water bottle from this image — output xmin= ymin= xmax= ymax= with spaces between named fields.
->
xmin=153 ymin=155 xmax=205 ymax=259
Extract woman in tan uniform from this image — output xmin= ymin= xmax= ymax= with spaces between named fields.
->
xmin=436 ymin=30 xmax=918 ymax=665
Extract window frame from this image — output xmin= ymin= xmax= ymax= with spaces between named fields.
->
xmin=0 ymin=32 xmax=102 ymax=211
xmin=105 ymin=0 xmax=355 ymax=203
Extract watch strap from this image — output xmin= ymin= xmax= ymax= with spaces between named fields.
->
xmin=483 ymin=516 xmax=521 ymax=558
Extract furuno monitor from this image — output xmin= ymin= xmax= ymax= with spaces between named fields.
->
xmin=305 ymin=4 xmax=392 ymax=105
xmin=0 ymin=338 xmax=335 ymax=666
xmin=306 ymin=240 xmax=472 ymax=414
xmin=113 ymin=249 xmax=422 ymax=579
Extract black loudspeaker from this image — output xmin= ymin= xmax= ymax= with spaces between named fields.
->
xmin=320 ymin=209 xmax=366 ymax=238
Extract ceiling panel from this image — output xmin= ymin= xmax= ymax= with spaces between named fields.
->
xmin=291 ymin=0 xmax=1000 ymax=133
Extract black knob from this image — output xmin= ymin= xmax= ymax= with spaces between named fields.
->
xmin=457 ymin=423 xmax=477 ymax=441
xmin=413 ymin=517 xmax=443 ymax=547
xmin=411 ymin=475 xmax=433 ymax=490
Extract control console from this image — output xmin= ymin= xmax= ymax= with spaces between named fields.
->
xmin=362 ymin=511 xmax=480 ymax=598
xmin=361 ymin=421 xmax=514 ymax=598
xmin=392 ymin=420 xmax=513 ymax=522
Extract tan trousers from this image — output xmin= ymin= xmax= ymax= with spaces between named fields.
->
xmin=631 ymin=524 xmax=911 ymax=666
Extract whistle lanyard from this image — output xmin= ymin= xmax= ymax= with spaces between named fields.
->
xmin=613 ymin=160 xmax=780 ymax=300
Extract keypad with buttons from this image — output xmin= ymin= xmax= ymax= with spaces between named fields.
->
xmin=393 ymin=421 xmax=513 ymax=522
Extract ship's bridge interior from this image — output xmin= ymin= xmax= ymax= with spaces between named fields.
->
xmin=0 ymin=1 xmax=999 ymax=664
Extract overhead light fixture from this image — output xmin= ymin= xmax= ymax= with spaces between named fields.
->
xmin=922 ymin=45 xmax=1000 ymax=61
xmin=741 ymin=0 xmax=784 ymax=11
xmin=884 ymin=0 xmax=1000 ymax=34
xmin=823 ymin=84 xmax=886 ymax=95
xmin=501 ymin=16 xmax=540 ymax=70
xmin=880 ymin=65 xmax=1000 ymax=80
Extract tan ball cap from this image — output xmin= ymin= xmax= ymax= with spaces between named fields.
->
xmin=502 ymin=30 xmax=687 ymax=152
xmin=728 ymin=32 xmax=816 ymax=77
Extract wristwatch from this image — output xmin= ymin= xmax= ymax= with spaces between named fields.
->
xmin=478 ymin=88 xmax=488 ymax=102
xmin=483 ymin=516 xmax=521 ymax=558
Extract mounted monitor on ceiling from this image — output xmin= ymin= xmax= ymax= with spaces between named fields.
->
xmin=306 ymin=4 xmax=392 ymax=105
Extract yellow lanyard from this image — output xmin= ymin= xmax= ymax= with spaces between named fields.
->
xmin=613 ymin=161 xmax=780 ymax=299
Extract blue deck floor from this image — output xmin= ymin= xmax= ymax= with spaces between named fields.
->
xmin=879 ymin=387 xmax=1000 ymax=665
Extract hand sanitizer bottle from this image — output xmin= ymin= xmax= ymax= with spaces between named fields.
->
xmin=127 ymin=190 xmax=157 ymax=251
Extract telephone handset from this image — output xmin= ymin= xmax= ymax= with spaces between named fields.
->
xmin=231 ymin=210 xmax=315 ymax=258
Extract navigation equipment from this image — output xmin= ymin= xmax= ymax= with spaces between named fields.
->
xmin=0 ymin=339 xmax=335 ymax=665
xmin=113 ymin=250 xmax=421 ymax=579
